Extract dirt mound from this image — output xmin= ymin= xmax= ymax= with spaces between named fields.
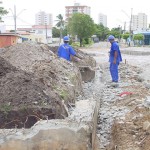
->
xmin=0 ymin=56 xmax=68 ymax=128
xmin=0 ymin=42 xmax=85 ymax=129
xmin=1 ymin=42 xmax=82 ymax=99
xmin=1 ymin=42 xmax=55 ymax=71
xmin=109 ymin=106 xmax=150 ymax=150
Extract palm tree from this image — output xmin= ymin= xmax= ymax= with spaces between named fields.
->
xmin=55 ymin=14 xmax=66 ymax=43
xmin=0 ymin=7 xmax=8 ymax=22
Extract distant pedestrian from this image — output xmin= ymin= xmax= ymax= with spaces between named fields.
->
xmin=127 ymin=37 xmax=131 ymax=46
xmin=108 ymin=35 xmax=122 ymax=83
xmin=57 ymin=36 xmax=82 ymax=61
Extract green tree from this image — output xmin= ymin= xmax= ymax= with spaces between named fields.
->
xmin=133 ymin=34 xmax=144 ymax=41
xmin=133 ymin=34 xmax=144 ymax=46
xmin=52 ymin=26 xmax=68 ymax=38
xmin=52 ymin=27 xmax=60 ymax=38
xmin=122 ymin=33 xmax=130 ymax=41
xmin=62 ymin=26 xmax=68 ymax=37
xmin=110 ymin=27 xmax=121 ymax=39
xmin=95 ymin=23 xmax=110 ymax=41
xmin=55 ymin=14 xmax=66 ymax=41
xmin=67 ymin=13 xmax=96 ymax=47
xmin=0 ymin=7 xmax=8 ymax=21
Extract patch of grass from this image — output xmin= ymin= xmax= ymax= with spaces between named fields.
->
xmin=60 ymin=90 xmax=68 ymax=100
xmin=71 ymin=42 xmax=80 ymax=48
xmin=0 ymin=104 xmax=12 ymax=115
xmin=20 ymin=105 xmax=28 ymax=112
xmin=69 ymin=74 xmax=76 ymax=83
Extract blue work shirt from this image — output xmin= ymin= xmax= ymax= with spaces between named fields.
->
xmin=58 ymin=43 xmax=76 ymax=61
xmin=109 ymin=41 xmax=122 ymax=64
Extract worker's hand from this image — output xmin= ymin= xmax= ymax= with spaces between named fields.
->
xmin=76 ymin=54 xmax=83 ymax=60
xmin=73 ymin=57 xmax=80 ymax=62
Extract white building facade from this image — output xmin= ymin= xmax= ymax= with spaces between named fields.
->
xmin=65 ymin=3 xmax=91 ymax=20
xmin=35 ymin=11 xmax=53 ymax=26
xmin=32 ymin=25 xmax=52 ymax=43
xmin=34 ymin=11 xmax=53 ymax=44
xmin=0 ymin=22 xmax=6 ymax=33
xmin=132 ymin=13 xmax=147 ymax=32
xmin=98 ymin=13 xmax=107 ymax=27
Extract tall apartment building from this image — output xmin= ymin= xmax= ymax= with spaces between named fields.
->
xmin=35 ymin=11 xmax=53 ymax=26
xmin=34 ymin=11 xmax=53 ymax=43
xmin=131 ymin=13 xmax=147 ymax=31
xmin=98 ymin=13 xmax=107 ymax=27
xmin=65 ymin=3 xmax=91 ymax=20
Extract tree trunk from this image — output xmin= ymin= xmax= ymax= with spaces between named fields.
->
xmin=80 ymin=38 xmax=82 ymax=47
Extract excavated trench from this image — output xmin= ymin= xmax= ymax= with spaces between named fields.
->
xmin=1 ymin=42 xmax=150 ymax=150
xmin=87 ymin=43 xmax=150 ymax=150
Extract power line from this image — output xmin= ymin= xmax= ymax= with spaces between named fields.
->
xmin=4 ymin=25 xmax=32 ymax=26
xmin=17 ymin=17 xmax=33 ymax=26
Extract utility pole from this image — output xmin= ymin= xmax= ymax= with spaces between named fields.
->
xmin=124 ymin=22 xmax=126 ymax=33
xmin=129 ymin=8 xmax=133 ymax=37
xmin=45 ymin=23 xmax=48 ymax=44
xmin=14 ymin=5 xmax=17 ymax=34
xmin=9 ymin=5 xmax=26 ymax=34
xmin=128 ymin=8 xmax=133 ymax=46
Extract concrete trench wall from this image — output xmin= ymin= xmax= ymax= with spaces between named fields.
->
xmin=0 ymin=98 xmax=100 ymax=150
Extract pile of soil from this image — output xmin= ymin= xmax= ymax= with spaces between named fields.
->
xmin=110 ymin=106 xmax=150 ymax=150
xmin=0 ymin=56 xmax=68 ymax=128
xmin=106 ymin=64 xmax=150 ymax=150
xmin=0 ymin=42 xmax=91 ymax=129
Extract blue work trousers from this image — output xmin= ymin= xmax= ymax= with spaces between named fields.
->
xmin=109 ymin=63 xmax=119 ymax=82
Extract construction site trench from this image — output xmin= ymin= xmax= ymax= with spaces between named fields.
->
xmin=0 ymin=42 xmax=150 ymax=150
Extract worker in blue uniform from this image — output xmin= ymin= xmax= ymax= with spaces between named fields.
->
xmin=108 ymin=35 xmax=122 ymax=82
xmin=57 ymin=36 xmax=82 ymax=61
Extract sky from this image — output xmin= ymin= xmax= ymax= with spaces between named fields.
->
xmin=1 ymin=0 xmax=150 ymax=30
